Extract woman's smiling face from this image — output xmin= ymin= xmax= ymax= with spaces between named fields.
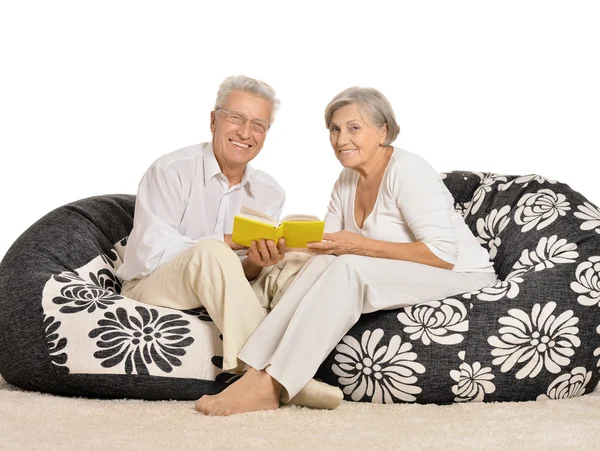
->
xmin=328 ymin=103 xmax=387 ymax=169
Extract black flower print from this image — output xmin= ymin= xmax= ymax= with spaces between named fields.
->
xmin=181 ymin=306 xmax=213 ymax=322
xmin=101 ymin=249 xmax=120 ymax=269
xmin=211 ymin=355 xmax=224 ymax=369
xmin=53 ymin=272 xmax=84 ymax=284
xmin=91 ymin=268 xmax=122 ymax=294
xmin=210 ymin=333 xmax=241 ymax=384
xmin=88 ymin=306 xmax=194 ymax=375
xmin=44 ymin=315 xmax=69 ymax=373
xmin=215 ymin=371 xmax=242 ymax=385
xmin=52 ymin=280 xmax=122 ymax=314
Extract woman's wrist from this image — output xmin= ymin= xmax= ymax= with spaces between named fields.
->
xmin=354 ymin=236 xmax=372 ymax=256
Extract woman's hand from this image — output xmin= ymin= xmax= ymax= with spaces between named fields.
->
xmin=306 ymin=231 xmax=367 ymax=256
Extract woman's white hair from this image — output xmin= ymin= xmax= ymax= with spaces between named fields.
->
xmin=324 ymin=87 xmax=400 ymax=146
xmin=214 ymin=75 xmax=280 ymax=124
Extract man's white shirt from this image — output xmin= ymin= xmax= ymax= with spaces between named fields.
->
xmin=117 ymin=142 xmax=285 ymax=281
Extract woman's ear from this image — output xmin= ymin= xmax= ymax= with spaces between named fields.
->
xmin=379 ymin=124 xmax=388 ymax=147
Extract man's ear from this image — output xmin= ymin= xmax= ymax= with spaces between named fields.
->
xmin=210 ymin=111 xmax=216 ymax=134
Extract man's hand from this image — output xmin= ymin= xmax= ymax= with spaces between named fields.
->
xmin=306 ymin=231 xmax=367 ymax=256
xmin=224 ymin=234 xmax=248 ymax=251
xmin=246 ymin=238 xmax=286 ymax=267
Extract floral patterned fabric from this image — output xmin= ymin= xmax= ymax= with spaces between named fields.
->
xmin=316 ymin=172 xmax=600 ymax=403
xmin=0 ymin=172 xmax=599 ymax=403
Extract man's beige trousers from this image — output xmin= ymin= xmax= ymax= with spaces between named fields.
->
xmin=121 ymin=239 xmax=311 ymax=372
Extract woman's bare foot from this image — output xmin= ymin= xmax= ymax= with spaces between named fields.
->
xmin=195 ymin=368 xmax=282 ymax=416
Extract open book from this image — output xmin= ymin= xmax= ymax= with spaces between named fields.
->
xmin=232 ymin=206 xmax=325 ymax=248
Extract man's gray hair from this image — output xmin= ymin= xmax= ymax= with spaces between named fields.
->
xmin=324 ymin=87 xmax=400 ymax=146
xmin=214 ymin=75 xmax=280 ymax=124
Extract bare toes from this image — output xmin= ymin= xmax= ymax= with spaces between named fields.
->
xmin=195 ymin=394 xmax=215 ymax=413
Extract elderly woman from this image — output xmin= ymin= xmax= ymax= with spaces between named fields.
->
xmin=196 ymin=87 xmax=498 ymax=416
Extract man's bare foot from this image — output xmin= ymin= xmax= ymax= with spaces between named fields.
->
xmin=195 ymin=368 xmax=282 ymax=416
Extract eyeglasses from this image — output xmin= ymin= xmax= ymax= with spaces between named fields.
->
xmin=216 ymin=109 xmax=270 ymax=134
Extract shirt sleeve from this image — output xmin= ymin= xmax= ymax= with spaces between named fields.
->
xmin=324 ymin=172 xmax=345 ymax=233
xmin=118 ymin=164 xmax=201 ymax=279
xmin=388 ymin=156 xmax=458 ymax=264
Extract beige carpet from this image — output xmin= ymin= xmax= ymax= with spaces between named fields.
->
xmin=1 ymin=376 xmax=599 ymax=450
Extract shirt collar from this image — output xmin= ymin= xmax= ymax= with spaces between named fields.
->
xmin=241 ymin=164 xmax=256 ymax=195
xmin=203 ymin=142 xmax=256 ymax=195
xmin=203 ymin=143 xmax=222 ymax=185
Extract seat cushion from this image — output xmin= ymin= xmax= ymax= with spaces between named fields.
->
xmin=315 ymin=172 xmax=600 ymax=403
xmin=0 ymin=195 xmax=233 ymax=399
xmin=1 ymin=172 xmax=599 ymax=403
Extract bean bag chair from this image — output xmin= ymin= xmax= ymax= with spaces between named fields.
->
xmin=1 ymin=172 xmax=599 ymax=403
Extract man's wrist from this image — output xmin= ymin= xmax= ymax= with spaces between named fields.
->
xmin=242 ymin=258 xmax=263 ymax=281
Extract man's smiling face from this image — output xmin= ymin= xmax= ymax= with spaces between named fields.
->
xmin=210 ymin=90 xmax=272 ymax=175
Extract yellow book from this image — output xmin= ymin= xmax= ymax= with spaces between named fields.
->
xmin=232 ymin=206 xmax=325 ymax=248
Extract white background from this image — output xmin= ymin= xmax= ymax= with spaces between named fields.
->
xmin=1 ymin=1 xmax=599 ymax=261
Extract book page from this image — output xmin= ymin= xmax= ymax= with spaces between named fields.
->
xmin=238 ymin=206 xmax=278 ymax=226
xmin=281 ymin=214 xmax=321 ymax=222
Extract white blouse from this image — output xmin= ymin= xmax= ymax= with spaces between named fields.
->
xmin=117 ymin=142 xmax=285 ymax=281
xmin=324 ymin=147 xmax=494 ymax=273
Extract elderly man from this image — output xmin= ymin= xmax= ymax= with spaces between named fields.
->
xmin=117 ymin=75 xmax=342 ymax=410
